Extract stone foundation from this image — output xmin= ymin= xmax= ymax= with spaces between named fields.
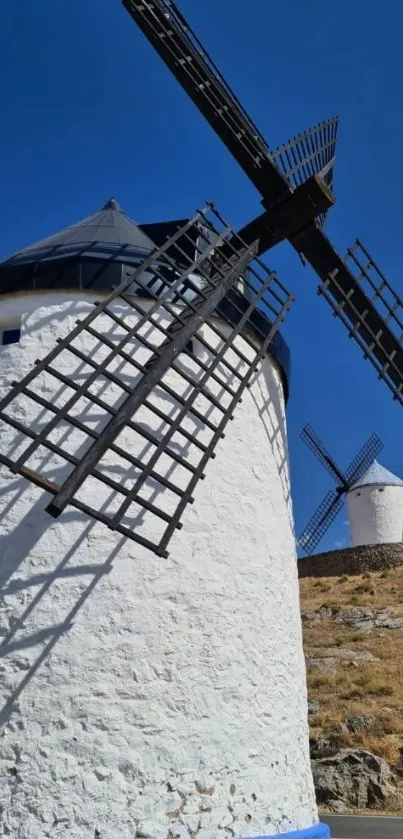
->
xmin=298 ymin=543 xmax=403 ymax=579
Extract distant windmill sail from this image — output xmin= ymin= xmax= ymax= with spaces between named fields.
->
xmin=0 ymin=205 xmax=293 ymax=557
xmin=298 ymin=489 xmax=345 ymax=554
xmin=298 ymin=425 xmax=383 ymax=554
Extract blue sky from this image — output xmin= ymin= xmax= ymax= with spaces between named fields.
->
xmin=1 ymin=0 xmax=403 ymax=555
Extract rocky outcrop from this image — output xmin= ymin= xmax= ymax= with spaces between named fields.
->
xmin=334 ymin=608 xmax=403 ymax=631
xmin=299 ymin=543 xmax=403 ymax=579
xmin=302 ymin=605 xmax=403 ymax=631
xmin=305 ymin=648 xmax=378 ymax=670
xmin=312 ymin=749 xmax=397 ymax=811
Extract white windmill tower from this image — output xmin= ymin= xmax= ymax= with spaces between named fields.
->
xmin=0 ymin=195 xmax=324 ymax=839
xmin=346 ymin=461 xmax=403 ymax=547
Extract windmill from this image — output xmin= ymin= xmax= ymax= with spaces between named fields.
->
xmin=1 ymin=4 xmax=398 ymax=836
xmin=298 ymin=424 xmax=383 ymax=554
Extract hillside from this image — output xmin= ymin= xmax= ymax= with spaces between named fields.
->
xmin=299 ymin=562 xmax=403 ymax=812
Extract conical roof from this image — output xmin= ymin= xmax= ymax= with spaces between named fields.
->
xmin=349 ymin=460 xmax=403 ymax=490
xmin=6 ymin=198 xmax=156 ymax=266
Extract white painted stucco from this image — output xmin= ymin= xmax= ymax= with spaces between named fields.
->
xmin=347 ymin=483 xmax=403 ymax=546
xmin=0 ymin=292 xmax=317 ymax=838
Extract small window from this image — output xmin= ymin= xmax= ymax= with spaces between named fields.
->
xmin=355 ymin=491 xmax=361 ymax=497
xmin=2 ymin=328 xmax=21 ymax=346
xmin=378 ymin=487 xmax=385 ymax=492
xmin=184 ymin=339 xmax=194 ymax=356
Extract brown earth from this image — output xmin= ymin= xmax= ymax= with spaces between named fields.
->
xmin=299 ymin=559 xmax=403 ymax=814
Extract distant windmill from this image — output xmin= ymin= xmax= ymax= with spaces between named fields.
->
xmin=298 ymin=424 xmax=383 ymax=554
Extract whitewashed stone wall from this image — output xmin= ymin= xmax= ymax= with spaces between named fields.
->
xmin=0 ymin=292 xmax=317 ymax=838
xmin=347 ymin=483 xmax=403 ymax=547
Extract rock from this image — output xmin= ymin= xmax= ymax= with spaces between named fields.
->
xmin=310 ymin=723 xmax=351 ymax=760
xmin=382 ymin=617 xmax=403 ymax=630
xmin=334 ymin=608 xmax=379 ymax=629
xmin=325 ymin=648 xmax=377 ymax=661
xmin=310 ymin=738 xmax=333 ymax=759
xmin=302 ymin=607 xmax=333 ymax=622
xmin=332 ymin=723 xmax=350 ymax=738
xmin=312 ymin=749 xmax=396 ymax=810
xmin=308 ymin=700 xmax=320 ymax=717
xmin=328 ymin=800 xmax=348 ymax=814
xmin=306 ymin=648 xmax=378 ymax=670
xmin=303 ymin=605 xmax=403 ymax=631
xmin=331 ymin=607 xmax=403 ymax=631
xmin=347 ymin=714 xmax=375 ymax=733
xmin=354 ymin=651 xmax=377 ymax=661
xmin=306 ymin=657 xmax=337 ymax=671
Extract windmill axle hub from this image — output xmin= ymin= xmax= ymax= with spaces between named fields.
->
xmin=261 ymin=173 xmax=334 ymax=225
xmin=239 ymin=174 xmax=335 ymax=255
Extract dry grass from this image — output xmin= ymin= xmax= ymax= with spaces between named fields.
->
xmin=300 ymin=566 xmax=403 ymax=784
xmin=300 ymin=566 xmax=403 ymax=613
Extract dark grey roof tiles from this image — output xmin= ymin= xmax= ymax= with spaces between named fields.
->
xmin=6 ymin=198 xmax=156 ymax=266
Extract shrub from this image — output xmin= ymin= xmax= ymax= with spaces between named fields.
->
xmin=341 ymin=688 xmax=365 ymax=699
xmin=350 ymin=632 xmax=363 ymax=643
xmin=307 ymin=673 xmax=329 ymax=689
xmin=354 ymin=674 xmax=393 ymax=696
xmin=354 ymin=582 xmax=373 ymax=594
xmin=357 ymin=734 xmax=401 ymax=767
